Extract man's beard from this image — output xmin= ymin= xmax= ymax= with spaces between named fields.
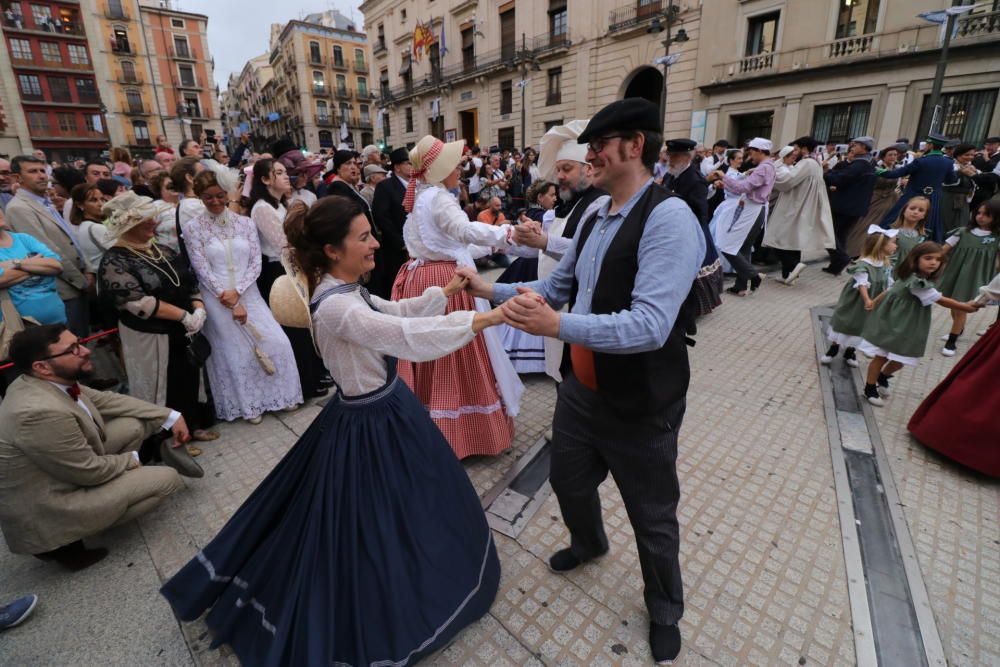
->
xmin=666 ymin=164 xmax=687 ymax=177
xmin=62 ymin=365 xmax=93 ymax=383
xmin=559 ymin=180 xmax=589 ymax=202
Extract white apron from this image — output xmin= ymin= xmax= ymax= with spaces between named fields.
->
xmin=711 ymin=195 xmax=767 ymax=255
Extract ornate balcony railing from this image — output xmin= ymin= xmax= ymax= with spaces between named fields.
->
xmin=608 ymin=0 xmax=663 ymax=34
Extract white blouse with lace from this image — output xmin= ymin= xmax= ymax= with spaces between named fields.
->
xmin=311 ymin=274 xmax=477 ymax=396
xmin=250 ymin=199 xmax=287 ymax=262
xmin=403 ymin=184 xmax=512 ymax=266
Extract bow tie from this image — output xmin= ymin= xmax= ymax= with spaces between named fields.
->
xmin=66 ymin=383 xmax=81 ymax=401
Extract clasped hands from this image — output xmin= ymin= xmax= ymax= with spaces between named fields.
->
xmin=453 ymin=267 xmax=560 ymax=337
xmin=511 ymin=220 xmax=548 ymax=250
xmin=220 ymin=289 xmax=247 ymax=324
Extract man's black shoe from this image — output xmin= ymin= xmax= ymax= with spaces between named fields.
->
xmin=821 ymin=266 xmax=843 ymax=275
xmin=650 ymin=622 xmax=681 ymax=664
xmin=159 ymin=441 xmax=204 ymax=478
xmin=35 ymin=540 xmax=109 ymax=572
xmin=548 ymin=547 xmax=607 ymax=573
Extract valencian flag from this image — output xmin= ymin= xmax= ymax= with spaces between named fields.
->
xmin=412 ymin=20 xmax=434 ymax=61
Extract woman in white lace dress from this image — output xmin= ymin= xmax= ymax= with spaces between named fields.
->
xmin=181 ymin=170 xmax=302 ymax=423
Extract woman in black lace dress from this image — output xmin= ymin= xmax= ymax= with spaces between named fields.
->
xmin=98 ymin=191 xmax=215 ymax=453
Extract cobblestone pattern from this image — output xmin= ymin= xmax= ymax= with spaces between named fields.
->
xmin=856 ymin=305 xmax=1000 ymax=667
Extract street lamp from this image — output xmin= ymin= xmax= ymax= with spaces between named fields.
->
xmin=647 ymin=1 xmax=689 ymax=129
xmin=516 ymin=33 xmax=541 ymax=150
xmin=918 ymin=5 xmax=975 ymax=135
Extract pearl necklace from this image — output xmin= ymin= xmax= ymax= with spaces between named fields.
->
xmin=120 ymin=241 xmax=181 ymax=288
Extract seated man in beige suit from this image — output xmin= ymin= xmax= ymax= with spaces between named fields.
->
xmin=0 ymin=324 xmax=202 ymax=571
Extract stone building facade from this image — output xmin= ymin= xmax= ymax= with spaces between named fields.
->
xmin=692 ymin=0 xmax=1000 ymax=148
xmin=358 ymin=0 xmax=703 ymax=151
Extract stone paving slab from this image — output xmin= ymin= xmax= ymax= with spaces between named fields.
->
xmin=1 ymin=264 xmax=997 ymax=666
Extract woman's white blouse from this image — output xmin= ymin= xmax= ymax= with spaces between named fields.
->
xmin=311 ymin=274 xmax=476 ymax=396
xmin=403 ymin=185 xmax=511 ymax=263
xmin=250 ymin=199 xmax=287 ymax=262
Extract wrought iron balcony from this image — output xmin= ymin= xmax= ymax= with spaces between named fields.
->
xmin=608 ymin=0 xmax=664 ymax=34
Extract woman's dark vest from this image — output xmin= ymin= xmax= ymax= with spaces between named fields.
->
xmin=561 ymin=183 xmax=695 ymax=419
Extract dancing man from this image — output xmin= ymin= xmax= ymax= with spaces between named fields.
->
xmin=461 ymin=98 xmax=704 ymax=664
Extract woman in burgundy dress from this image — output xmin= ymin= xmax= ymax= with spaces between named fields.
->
xmin=908 ymin=311 xmax=999 ymax=477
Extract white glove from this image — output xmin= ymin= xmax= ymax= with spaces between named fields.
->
xmin=181 ymin=308 xmax=207 ymax=335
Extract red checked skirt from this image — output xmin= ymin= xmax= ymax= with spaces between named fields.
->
xmin=392 ymin=260 xmax=514 ymax=459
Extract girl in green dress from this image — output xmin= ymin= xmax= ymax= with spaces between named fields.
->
xmin=859 ymin=242 xmax=982 ymax=406
xmin=889 ymin=196 xmax=930 ymax=278
xmin=821 ymin=227 xmax=898 ymax=367
xmin=938 ymin=199 xmax=1000 ymax=356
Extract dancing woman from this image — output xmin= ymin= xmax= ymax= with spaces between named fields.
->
xmin=161 ymin=195 xmax=503 ymax=666
xmin=391 ymin=135 xmax=522 ymax=459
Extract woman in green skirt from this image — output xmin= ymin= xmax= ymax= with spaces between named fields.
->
xmin=859 ymin=241 xmax=982 ymax=406
xmin=938 ymin=198 xmax=1000 ymax=356
xmin=820 ymin=226 xmax=898 ymax=367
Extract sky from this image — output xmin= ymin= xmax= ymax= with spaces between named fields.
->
xmin=179 ymin=0 xmax=365 ymax=90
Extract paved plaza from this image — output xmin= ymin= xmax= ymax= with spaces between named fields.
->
xmin=1 ymin=264 xmax=997 ymax=666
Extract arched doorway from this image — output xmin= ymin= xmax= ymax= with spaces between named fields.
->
xmin=622 ymin=66 xmax=663 ymax=109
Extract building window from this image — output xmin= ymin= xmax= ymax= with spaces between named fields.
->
xmin=812 ymin=101 xmax=871 ymax=144
xmin=400 ymin=8 xmax=407 ymax=22
xmin=313 ymin=70 xmax=325 ymax=90
xmin=498 ymin=127 xmax=515 ymax=151
xmin=405 ymin=107 xmax=413 ymax=132
xmin=733 ymin=111 xmax=774 ymax=147
xmin=333 ymin=45 xmax=344 ymax=68
xmin=108 ymin=0 xmax=126 ymax=20
xmin=354 ymin=49 xmax=365 ymax=69
xmin=171 ymin=18 xmax=184 ymax=29
xmin=112 ymin=27 xmax=130 ymax=53
xmin=836 ymin=0 xmax=880 ymax=39
xmin=133 ymin=119 xmax=150 ymax=144
xmin=319 ymin=130 xmax=333 ymax=148
xmin=377 ymin=24 xmax=385 ymax=50
xmin=84 ymin=113 xmax=97 ymax=132
xmin=379 ymin=69 xmax=389 ymax=97
xmin=190 ymin=122 xmax=202 ymax=139
xmin=360 ymin=104 xmax=370 ymax=124
xmin=18 ymin=74 xmax=42 ymax=98
xmin=30 ymin=4 xmax=52 ymax=27
xmin=746 ymin=11 xmax=779 ymax=56
xmin=126 ymin=89 xmax=143 ymax=113
xmin=400 ymin=54 xmax=412 ymax=88
xmin=40 ymin=42 xmax=61 ymax=62
xmin=27 ymin=111 xmax=49 ymax=132
xmin=500 ymin=80 xmax=513 ymax=115
xmin=547 ymin=67 xmax=562 ymax=106
xmin=383 ymin=111 xmax=391 ymax=137
xmin=309 ymin=41 xmax=321 ymax=64
xmin=67 ymin=44 xmax=89 ymax=65
xmin=357 ymin=77 xmax=368 ymax=97
xmin=339 ymin=102 xmax=351 ymax=125
xmin=57 ymin=112 xmax=75 ymax=133
xmin=461 ymin=27 xmax=475 ymax=72
xmin=178 ymin=64 xmax=195 ymax=87
xmin=121 ymin=60 xmax=137 ymax=82
xmin=317 ymin=100 xmax=329 ymax=122
xmin=10 ymin=39 xmax=32 ymax=61
xmin=48 ymin=76 xmax=71 ymax=102
xmin=500 ymin=8 xmax=516 ymax=60
xmin=336 ymin=74 xmax=347 ymax=94
xmin=543 ymin=119 xmax=563 ymax=132
xmin=549 ymin=0 xmax=567 ymax=39
xmin=183 ymin=94 xmax=201 ymax=117
xmin=173 ymin=36 xmax=190 ymax=59
xmin=918 ymin=89 xmax=998 ymax=145
xmin=75 ymin=78 xmax=98 ymax=103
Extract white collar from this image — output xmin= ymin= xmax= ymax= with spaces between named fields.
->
xmin=47 ymin=380 xmax=76 ymax=396
xmin=971 ymin=227 xmax=992 ymax=236
xmin=859 ymin=258 xmax=884 ymax=267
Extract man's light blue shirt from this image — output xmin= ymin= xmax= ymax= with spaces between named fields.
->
xmin=493 ymin=179 xmax=705 ymax=354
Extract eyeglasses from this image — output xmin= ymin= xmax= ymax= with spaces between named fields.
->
xmin=587 ymin=134 xmax=630 ymax=154
xmin=39 ymin=341 xmax=85 ymax=361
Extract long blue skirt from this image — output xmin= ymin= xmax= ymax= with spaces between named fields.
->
xmin=161 ymin=376 xmax=500 ymax=666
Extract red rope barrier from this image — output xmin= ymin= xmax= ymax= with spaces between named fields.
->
xmin=0 ymin=327 xmax=119 ymax=371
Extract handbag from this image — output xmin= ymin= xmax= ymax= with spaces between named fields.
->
xmin=239 ymin=321 xmax=276 ymax=375
xmin=0 ymin=288 xmax=39 ymax=361
xmin=185 ymin=331 xmax=212 ymax=368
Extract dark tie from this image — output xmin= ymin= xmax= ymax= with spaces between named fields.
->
xmin=66 ymin=383 xmax=81 ymax=401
